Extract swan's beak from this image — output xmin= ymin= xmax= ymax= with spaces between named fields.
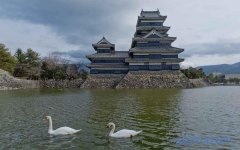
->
xmin=106 ymin=125 xmax=109 ymax=128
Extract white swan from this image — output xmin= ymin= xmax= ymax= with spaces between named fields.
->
xmin=107 ymin=122 xmax=142 ymax=138
xmin=44 ymin=116 xmax=81 ymax=135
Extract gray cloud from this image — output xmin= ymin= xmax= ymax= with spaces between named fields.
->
xmin=52 ymin=50 xmax=88 ymax=59
xmin=0 ymin=0 xmax=138 ymax=50
xmin=181 ymin=41 xmax=240 ymax=57
xmin=51 ymin=50 xmax=90 ymax=63
xmin=1 ymin=0 xmax=240 ymax=66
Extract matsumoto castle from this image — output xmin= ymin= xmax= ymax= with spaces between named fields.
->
xmin=87 ymin=10 xmax=184 ymax=74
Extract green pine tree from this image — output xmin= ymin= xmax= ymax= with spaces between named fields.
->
xmin=0 ymin=43 xmax=17 ymax=74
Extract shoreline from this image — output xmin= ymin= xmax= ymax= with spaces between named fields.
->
xmin=1 ymin=69 xmax=210 ymax=90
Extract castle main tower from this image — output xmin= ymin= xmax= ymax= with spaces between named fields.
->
xmin=126 ymin=10 xmax=184 ymax=71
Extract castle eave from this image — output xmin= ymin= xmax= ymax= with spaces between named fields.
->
xmin=92 ymin=43 xmax=115 ymax=48
xmin=125 ymin=58 xmax=184 ymax=63
xmin=129 ymin=47 xmax=184 ymax=53
xmin=138 ymin=16 xmax=167 ymax=20
xmin=133 ymin=37 xmax=176 ymax=42
xmin=86 ymin=51 xmax=129 ymax=59
xmin=136 ymin=26 xmax=170 ymax=31
xmin=88 ymin=63 xmax=128 ymax=68
xmin=90 ymin=67 xmax=129 ymax=70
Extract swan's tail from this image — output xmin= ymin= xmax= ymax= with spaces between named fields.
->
xmin=137 ymin=130 xmax=143 ymax=134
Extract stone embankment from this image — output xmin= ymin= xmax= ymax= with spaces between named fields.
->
xmin=81 ymin=74 xmax=124 ymax=88
xmin=1 ymin=69 xmax=208 ymax=90
xmin=0 ymin=69 xmax=39 ymax=90
xmin=40 ymin=79 xmax=84 ymax=88
xmin=0 ymin=69 xmax=85 ymax=90
xmin=116 ymin=71 xmax=192 ymax=88
xmin=189 ymin=79 xmax=209 ymax=88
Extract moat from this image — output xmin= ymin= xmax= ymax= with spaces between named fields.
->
xmin=0 ymin=86 xmax=239 ymax=149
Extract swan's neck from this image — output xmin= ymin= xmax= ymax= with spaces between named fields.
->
xmin=48 ymin=118 xmax=53 ymax=133
xmin=109 ymin=124 xmax=115 ymax=136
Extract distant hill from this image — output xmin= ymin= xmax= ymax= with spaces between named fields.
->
xmin=198 ymin=62 xmax=240 ymax=75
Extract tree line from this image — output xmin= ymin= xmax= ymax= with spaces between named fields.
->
xmin=181 ymin=67 xmax=206 ymax=79
xmin=181 ymin=67 xmax=240 ymax=84
xmin=207 ymin=73 xmax=240 ymax=84
xmin=0 ymin=43 xmax=88 ymax=80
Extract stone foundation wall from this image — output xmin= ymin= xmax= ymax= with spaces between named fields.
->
xmin=81 ymin=74 xmax=125 ymax=88
xmin=1 ymin=69 xmax=207 ymax=90
xmin=0 ymin=69 xmax=39 ymax=90
xmin=116 ymin=71 xmax=193 ymax=89
xmin=189 ymin=79 xmax=209 ymax=88
xmin=40 ymin=79 xmax=84 ymax=88
xmin=0 ymin=69 xmax=85 ymax=90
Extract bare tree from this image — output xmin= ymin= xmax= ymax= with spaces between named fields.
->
xmin=41 ymin=53 xmax=70 ymax=80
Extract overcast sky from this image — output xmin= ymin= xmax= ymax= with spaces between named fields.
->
xmin=1 ymin=0 xmax=240 ymax=67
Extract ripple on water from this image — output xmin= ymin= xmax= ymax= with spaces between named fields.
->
xmin=0 ymin=87 xmax=240 ymax=149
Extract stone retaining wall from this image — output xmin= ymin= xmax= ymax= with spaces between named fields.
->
xmin=40 ymin=79 xmax=84 ymax=88
xmin=0 ymin=69 xmax=39 ymax=90
xmin=1 ymin=69 xmax=207 ymax=90
xmin=81 ymin=74 xmax=124 ymax=88
xmin=116 ymin=71 xmax=193 ymax=88
xmin=189 ymin=79 xmax=209 ymax=88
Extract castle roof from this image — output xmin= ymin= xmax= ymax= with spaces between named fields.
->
xmin=129 ymin=47 xmax=184 ymax=53
xmin=87 ymin=64 xmax=128 ymax=70
xmin=86 ymin=51 xmax=128 ymax=59
xmin=143 ymin=29 xmax=164 ymax=38
xmin=136 ymin=26 xmax=170 ymax=31
xmin=132 ymin=36 xmax=176 ymax=42
xmin=138 ymin=10 xmax=167 ymax=20
xmin=140 ymin=10 xmax=161 ymax=17
xmin=92 ymin=37 xmax=115 ymax=49
xmin=97 ymin=37 xmax=113 ymax=45
xmin=125 ymin=58 xmax=184 ymax=63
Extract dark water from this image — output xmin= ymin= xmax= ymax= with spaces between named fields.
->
xmin=0 ymin=86 xmax=240 ymax=150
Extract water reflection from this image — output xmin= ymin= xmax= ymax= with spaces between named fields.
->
xmin=85 ymin=89 xmax=182 ymax=149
